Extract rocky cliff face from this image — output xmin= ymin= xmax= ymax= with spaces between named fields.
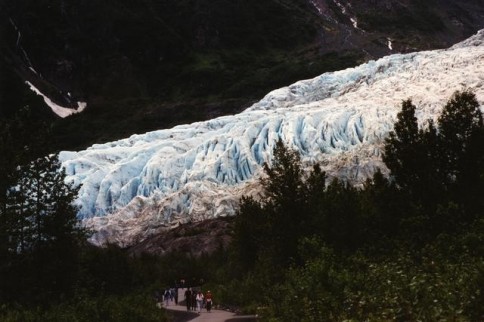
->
xmin=1 ymin=0 xmax=483 ymax=151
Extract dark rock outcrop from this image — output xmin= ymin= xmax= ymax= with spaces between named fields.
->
xmin=127 ymin=218 xmax=233 ymax=258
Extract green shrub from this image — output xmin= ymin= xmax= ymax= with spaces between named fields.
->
xmin=0 ymin=294 xmax=167 ymax=322
xmin=262 ymin=246 xmax=481 ymax=321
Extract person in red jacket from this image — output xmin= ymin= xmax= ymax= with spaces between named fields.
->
xmin=205 ymin=290 xmax=213 ymax=312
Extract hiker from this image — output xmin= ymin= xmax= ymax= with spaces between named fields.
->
xmin=185 ymin=288 xmax=192 ymax=311
xmin=205 ymin=290 xmax=213 ymax=312
xmin=169 ymin=288 xmax=175 ymax=302
xmin=164 ymin=288 xmax=171 ymax=306
xmin=196 ymin=290 xmax=204 ymax=313
xmin=191 ymin=291 xmax=197 ymax=311
xmin=172 ymin=288 xmax=178 ymax=305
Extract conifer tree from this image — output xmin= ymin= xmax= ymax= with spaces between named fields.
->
xmin=234 ymin=139 xmax=309 ymax=269
xmin=382 ymin=91 xmax=483 ymax=237
xmin=303 ymin=163 xmax=327 ymax=236
xmin=232 ymin=196 xmax=267 ymax=272
xmin=322 ymin=178 xmax=361 ymax=250
xmin=0 ymin=107 xmax=86 ymax=304
xmin=261 ymin=139 xmax=306 ymax=266
xmin=437 ymin=90 xmax=483 ymax=220
xmin=437 ymin=90 xmax=483 ymax=185
xmin=383 ymin=100 xmax=422 ymax=193
xmin=361 ymin=170 xmax=402 ymax=242
xmin=262 ymin=139 xmax=305 ymax=208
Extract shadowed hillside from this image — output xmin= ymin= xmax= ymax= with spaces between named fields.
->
xmin=0 ymin=0 xmax=483 ymax=151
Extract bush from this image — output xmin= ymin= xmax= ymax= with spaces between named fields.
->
xmin=0 ymin=294 xmax=167 ymax=322
xmin=263 ymin=246 xmax=481 ymax=321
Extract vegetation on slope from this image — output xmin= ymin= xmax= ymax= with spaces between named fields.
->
xmin=1 ymin=0 xmax=345 ymax=151
xmin=2 ymin=0 xmax=483 ymax=151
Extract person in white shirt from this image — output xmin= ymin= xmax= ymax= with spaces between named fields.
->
xmin=196 ymin=291 xmax=204 ymax=313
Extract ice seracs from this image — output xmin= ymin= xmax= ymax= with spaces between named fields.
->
xmin=59 ymin=29 xmax=484 ymax=247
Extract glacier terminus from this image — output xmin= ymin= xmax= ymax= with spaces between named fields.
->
xmin=59 ymin=30 xmax=484 ymax=247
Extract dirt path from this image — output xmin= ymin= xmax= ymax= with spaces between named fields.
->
xmin=163 ymin=288 xmax=257 ymax=322
xmin=165 ymin=303 xmax=256 ymax=322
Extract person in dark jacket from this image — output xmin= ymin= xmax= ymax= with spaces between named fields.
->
xmin=164 ymin=288 xmax=171 ymax=306
xmin=191 ymin=291 xmax=197 ymax=311
xmin=173 ymin=288 xmax=178 ymax=305
xmin=184 ymin=288 xmax=192 ymax=311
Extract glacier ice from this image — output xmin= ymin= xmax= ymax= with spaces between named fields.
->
xmin=59 ymin=30 xmax=484 ymax=247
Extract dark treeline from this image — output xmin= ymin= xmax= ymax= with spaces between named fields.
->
xmin=0 ymin=90 xmax=483 ymax=321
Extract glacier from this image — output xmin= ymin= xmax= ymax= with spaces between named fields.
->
xmin=59 ymin=30 xmax=484 ymax=247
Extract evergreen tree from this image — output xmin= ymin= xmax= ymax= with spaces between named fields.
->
xmin=322 ymin=178 xmax=362 ymax=250
xmin=383 ymin=100 xmax=443 ymax=238
xmin=0 ymin=108 xmax=34 ymax=257
xmin=383 ymin=99 xmax=421 ymax=192
xmin=437 ymin=91 xmax=483 ymax=220
xmin=232 ymin=196 xmax=267 ymax=272
xmin=382 ymin=99 xmax=444 ymax=209
xmin=438 ymin=90 xmax=483 ymax=182
xmin=261 ymin=139 xmax=305 ymax=209
xmin=418 ymin=120 xmax=445 ymax=203
xmin=261 ymin=139 xmax=306 ymax=266
xmin=234 ymin=139 xmax=311 ymax=269
xmin=303 ymin=163 xmax=327 ymax=236
xmin=382 ymin=91 xmax=483 ymax=238
xmin=0 ymin=109 xmax=40 ymax=300
xmin=0 ymin=107 xmax=86 ymax=304
xmin=360 ymin=169 xmax=403 ymax=244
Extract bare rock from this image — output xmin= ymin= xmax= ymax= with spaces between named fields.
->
xmin=127 ymin=217 xmax=234 ymax=258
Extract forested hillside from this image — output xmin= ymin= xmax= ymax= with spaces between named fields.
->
xmin=1 ymin=0 xmax=483 ymax=151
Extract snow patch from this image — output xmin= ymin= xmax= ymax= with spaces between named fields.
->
xmin=333 ymin=0 xmax=360 ymax=30
xmin=310 ymin=0 xmax=323 ymax=15
xmin=350 ymin=17 xmax=358 ymax=29
xmin=26 ymin=81 xmax=87 ymax=118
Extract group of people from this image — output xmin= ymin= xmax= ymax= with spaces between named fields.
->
xmin=184 ymin=288 xmax=213 ymax=313
xmin=154 ymin=286 xmax=214 ymax=313
xmin=154 ymin=288 xmax=178 ymax=308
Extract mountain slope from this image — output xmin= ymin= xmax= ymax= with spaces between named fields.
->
xmin=1 ymin=0 xmax=483 ymax=151
xmin=60 ymin=30 xmax=484 ymax=246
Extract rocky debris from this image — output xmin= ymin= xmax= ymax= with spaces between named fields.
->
xmin=127 ymin=217 xmax=234 ymax=258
